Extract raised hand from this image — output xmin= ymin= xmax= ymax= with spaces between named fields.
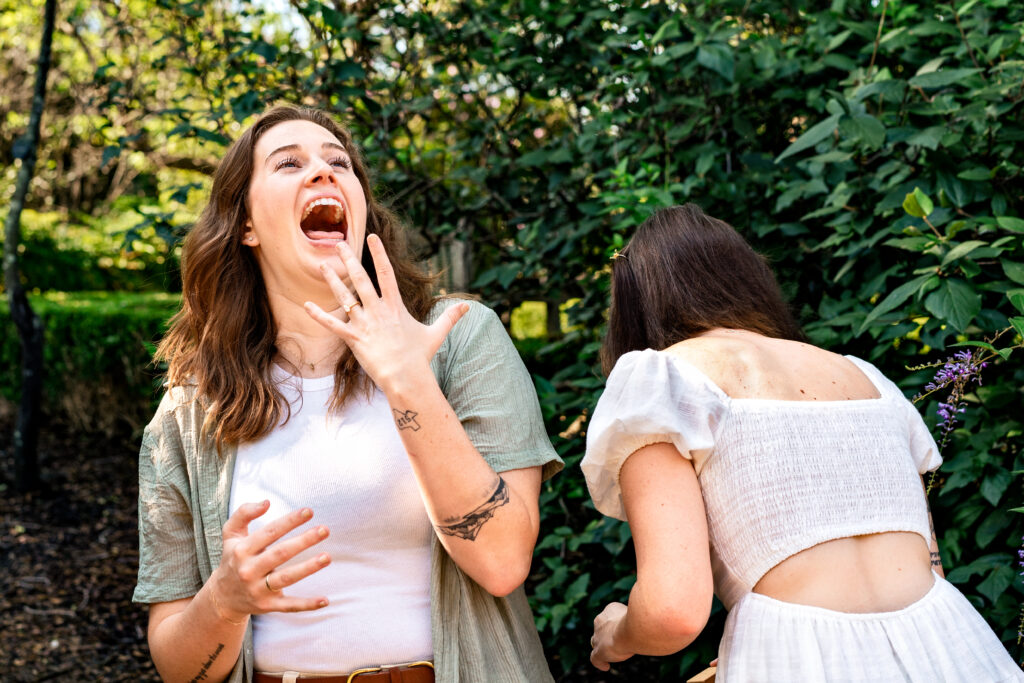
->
xmin=208 ymin=501 xmax=331 ymax=623
xmin=303 ymin=233 xmax=468 ymax=393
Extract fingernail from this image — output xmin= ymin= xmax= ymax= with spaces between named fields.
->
xmin=319 ymin=599 xmax=329 ymax=607
xmin=319 ymin=553 xmax=330 ymax=563
xmin=318 ymin=526 xmax=328 ymax=538
xmin=301 ymin=508 xmax=313 ymax=519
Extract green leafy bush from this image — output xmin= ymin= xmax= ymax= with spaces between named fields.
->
xmin=9 ymin=0 xmax=1022 ymax=677
xmin=0 ymin=291 xmax=180 ymax=434
xmin=0 ymin=209 xmax=181 ymax=293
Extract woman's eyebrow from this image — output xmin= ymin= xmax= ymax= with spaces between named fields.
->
xmin=265 ymin=141 xmax=347 ymax=164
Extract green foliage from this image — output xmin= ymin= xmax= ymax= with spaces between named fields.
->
xmin=0 ymin=209 xmax=180 ymax=293
xmin=0 ymin=292 xmax=180 ymax=433
xmin=7 ymin=0 xmax=1024 ymax=676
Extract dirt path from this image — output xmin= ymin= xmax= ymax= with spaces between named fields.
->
xmin=1 ymin=418 xmax=158 ymax=681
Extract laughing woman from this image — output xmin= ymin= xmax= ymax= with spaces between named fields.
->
xmin=133 ymin=106 xmax=562 ymax=683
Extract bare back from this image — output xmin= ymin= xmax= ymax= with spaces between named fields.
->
xmin=665 ymin=329 xmax=937 ymax=613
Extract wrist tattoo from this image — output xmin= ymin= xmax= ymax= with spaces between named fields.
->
xmin=393 ymin=408 xmax=421 ymax=431
xmin=436 ymin=477 xmax=510 ymax=541
xmin=188 ymin=643 xmax=225 ymax=682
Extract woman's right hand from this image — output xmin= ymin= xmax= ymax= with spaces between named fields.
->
xmin=209 ymin=500 xmax=332 ymax=622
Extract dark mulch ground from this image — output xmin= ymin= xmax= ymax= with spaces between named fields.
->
xmin=1 ymin=415 xmax=158 ymax=682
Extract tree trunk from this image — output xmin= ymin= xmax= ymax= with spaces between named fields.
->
xmin=4 ymin=0 xmax=57 ymax=493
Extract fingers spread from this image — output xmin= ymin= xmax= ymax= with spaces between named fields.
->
xmin=366 ymin=234 xmax=400 ymax=301
xmin=336 ymin=240 xmax=379 ymax=308
xmin=253 ymin=523 xmax=330 ymax=577
xmin=222 ymin=499 xmax=270 ymax=538
xmin=317 ymin=262 xmax=359 ymax=310
xmin=251 ymin=507 xmax=314 ymax=553
xmin=267 ymin=551 xmax=331 ymax=593
xmin=304 ymin=301 xmax=348 ymax=336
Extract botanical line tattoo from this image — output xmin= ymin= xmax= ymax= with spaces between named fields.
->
xmin=393 ymin=408 xmax=421 ymax=431
xmin=188 ymin=643 xmax=225 ymax=683
xmin=927 ymin=499 xmax=943 ymax=570
xmin=436 ymin=477 xmax=510 ymax=541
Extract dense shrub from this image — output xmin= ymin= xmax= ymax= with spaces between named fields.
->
xmin=0 ymin=292 xmax=179 ymax=434
xmin=6 ymin=0 xmax=1022 ymax=677
xmin=0 ymin=208 xmax=181 ymax=294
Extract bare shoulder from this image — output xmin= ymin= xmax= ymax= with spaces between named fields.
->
xmin=662 ymin=331 xmax=875 ymax=401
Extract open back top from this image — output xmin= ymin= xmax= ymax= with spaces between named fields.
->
xmin=582 ymin=349 xmax=942 ymax=610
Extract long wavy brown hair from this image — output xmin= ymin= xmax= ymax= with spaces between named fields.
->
xmin=157 ymin=106 xmax=436 ymax=449
xmin=602 ymin=204 xmax=805 ymax=375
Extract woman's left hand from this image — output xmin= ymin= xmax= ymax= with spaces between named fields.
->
xmin=590 ymin=601 xmax=634 ymax=671
xmin=304 ymin=234 xmax=468 ymax=391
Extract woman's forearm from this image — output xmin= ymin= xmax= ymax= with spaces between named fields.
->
xmin=380 ymin=364 xmax=541 ymax=596
xmin=614 ymin=579 xmax=707 ymax=657
xmin=148 ymin=584 xmax=247 ymax=683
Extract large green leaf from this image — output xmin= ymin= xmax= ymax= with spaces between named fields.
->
xmin=775 ymin=114 xmax=841 ymax=162
xmin=996 ymin=216 xmax=1024 ymax=233
xmin=858 ymin=273 xmax=934 ymax=333
xmin=924 ymin=279 xmax=981 ymax=332
xmin=839 ymin=114 xmax=885 ymax=149
xmin=696 ymin=42 xmax=734 ymax=81
xmin=1002 ymin=261 xmax=1024 ymax=285
xmin=908 ymin=68 xmax=982 ymax=88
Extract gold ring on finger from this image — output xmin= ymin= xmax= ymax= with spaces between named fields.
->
xmin=343 ymin=301 xmax=362 ymax=314
xmin=265 ymin=573 xmax=281 ymax=592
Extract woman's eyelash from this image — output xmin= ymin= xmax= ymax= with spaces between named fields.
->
xmin=274 ymin=156 xmax=352 ymax=170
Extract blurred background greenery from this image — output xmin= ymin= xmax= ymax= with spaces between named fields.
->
xmin=2 ymin=0 xmax=1023 ymax=678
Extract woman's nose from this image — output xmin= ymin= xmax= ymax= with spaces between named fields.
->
xmin=306 ymin=159 xmax=337 ymax=186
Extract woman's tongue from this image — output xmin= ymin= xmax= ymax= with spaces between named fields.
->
xmin=301 ymin=205 xmax=346 ymax=241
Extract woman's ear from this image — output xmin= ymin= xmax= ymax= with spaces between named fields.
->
xmin=242 ymin=222 xmax=259 ymax=247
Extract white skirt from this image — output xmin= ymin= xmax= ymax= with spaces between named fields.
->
xmin=718 ymin=574 xmax=1023 ymax=682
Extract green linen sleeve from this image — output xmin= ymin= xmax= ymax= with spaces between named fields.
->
xmin=429 ymin=299 xmax=563 ymax=481
xmin=132 ymin=392 xmax=204 ymax=605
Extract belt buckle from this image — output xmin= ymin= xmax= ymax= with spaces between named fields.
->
xmin=347 ymin=661 xmax=434 ymax=682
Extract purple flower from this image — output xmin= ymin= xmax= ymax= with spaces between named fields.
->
xmin=919 ymin=349 xmax=991 ymax=455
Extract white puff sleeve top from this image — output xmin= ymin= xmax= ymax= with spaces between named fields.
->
xmin=582 ymin=349 xmax=942 ymax=610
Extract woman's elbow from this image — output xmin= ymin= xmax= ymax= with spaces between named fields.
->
xmin=643 ymin=586 xmax=713 ymax=652
xmin=474 ymin=552 xmax=533 ymax=597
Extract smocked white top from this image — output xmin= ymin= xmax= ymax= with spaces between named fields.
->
xmin=582 ymin=350 xmax=942 ymax=610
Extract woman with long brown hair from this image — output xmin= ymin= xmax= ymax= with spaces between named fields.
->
xmin=581 ymin=204 xmax=1020 ymax=680
xmin=132 ymin=106 xmax=561 ymax=683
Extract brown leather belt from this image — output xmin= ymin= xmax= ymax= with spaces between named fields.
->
xmin=254 ymin=661 xmax=434 ymax=683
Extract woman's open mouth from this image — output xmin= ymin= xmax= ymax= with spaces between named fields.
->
xmin=300 ymin=197 xmax=347 ymax=244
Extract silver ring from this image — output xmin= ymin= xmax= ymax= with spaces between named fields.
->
xmin=265 ymin=573 xmax=280 ymax=592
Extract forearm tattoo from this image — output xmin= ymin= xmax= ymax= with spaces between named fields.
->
xmin=436 ymin=477 xmax=510 ymax=541
xmin=188 ymin=643 xmax=224 ymax=683
xmin=393 ymin=408 xmax=421 ymax=431
xmin=928 ymin=506 xmax=942 ymax=568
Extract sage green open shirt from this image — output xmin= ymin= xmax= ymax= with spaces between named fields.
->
xmin=133 ymin=300 xmax=563 ymax=683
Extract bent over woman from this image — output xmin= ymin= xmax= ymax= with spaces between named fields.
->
xmin=133 ymin=106 xmax=562 ymax=683
xmin=581 ymin=204 xmax=1021 ymax=681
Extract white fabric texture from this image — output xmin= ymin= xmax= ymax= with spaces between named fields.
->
xmin=230 ymin=369 xmax=432 ymax=673
xmin=582 ymin=349 xmax=942 ymax=610
xmin=718 ymin=573 xmax=1024 ymax=682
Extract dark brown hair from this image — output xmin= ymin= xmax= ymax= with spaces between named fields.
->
xmin=602 ymin=203 xmax=804 ymax=375
xmin=157 ymin=106 xmax=435 ymax=448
